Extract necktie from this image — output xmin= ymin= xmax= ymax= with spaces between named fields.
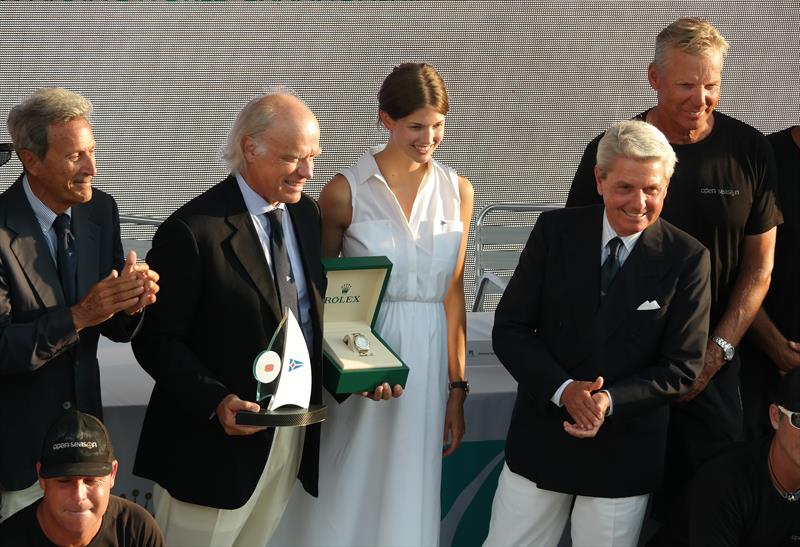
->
xmin=53 ymin=213 xmax=77 ymax=305
xmin=600 ymin=237 xmax=623 ymax=298
xmin=265 ymin=209 xmax=299 ymax=320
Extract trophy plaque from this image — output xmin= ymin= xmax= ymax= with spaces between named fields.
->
xmin=235 ymin=309 xmax=327 ymax=427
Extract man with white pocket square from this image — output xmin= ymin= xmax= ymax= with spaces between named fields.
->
xmin=484 ymin=120 xmax=711 ymax=547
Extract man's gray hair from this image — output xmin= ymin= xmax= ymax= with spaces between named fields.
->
xmin=222 ymin=87 xmax=298 ymax=171
xmin=7 ymin=88 xmax=93 ymax=160
xmin=653 ymin=17 xmax=729 ymax=68
xmin=596 ymin=120 xmax=678 ymax=181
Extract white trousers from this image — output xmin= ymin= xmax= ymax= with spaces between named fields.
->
xmin=484 ymin=463 xmax=648 ymax=547
xmin=0 ymin=480 xmax=43 ymax=522
xmin=154 ymin=426 xmax=304 ymax=547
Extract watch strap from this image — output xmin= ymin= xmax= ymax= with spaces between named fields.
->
xmin=449 ymin=380 xmax=470 ymax=394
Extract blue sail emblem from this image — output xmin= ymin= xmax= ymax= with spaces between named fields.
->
xmin=288 ymin=358 xmax=304 ymax=372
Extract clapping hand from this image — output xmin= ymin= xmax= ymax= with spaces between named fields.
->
xmin=70 ymin=250 xmax=160 ymax=332
xmin=119 ymin=250 xmax=160 ymax=316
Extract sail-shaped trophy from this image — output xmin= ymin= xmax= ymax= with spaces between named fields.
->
xmin=235 ymin=308 xmax=327 ymax=427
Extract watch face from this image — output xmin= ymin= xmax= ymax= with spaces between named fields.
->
xmin=354 ymin=335 xmax=369 ymax=352
xmin=724 ymin=346 xmax=734 ymax=360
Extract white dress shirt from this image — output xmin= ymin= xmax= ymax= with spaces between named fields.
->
xmin=22 ymin=175 xmax=70 ymax=264
xmin=235 ymin=173 xmax=314 ymax=348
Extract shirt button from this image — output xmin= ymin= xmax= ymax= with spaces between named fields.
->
xmin=62 ymin=401 xmax=72 ymax=410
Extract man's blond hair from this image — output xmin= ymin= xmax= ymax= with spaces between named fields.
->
xmin=653 ymin=17 xmax=729 ymax=67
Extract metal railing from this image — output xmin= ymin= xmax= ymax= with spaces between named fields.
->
xmin=119 ymin=215 xmax=162 ymax=259
xmin=472 ymin=202 xmax=561 ymax=312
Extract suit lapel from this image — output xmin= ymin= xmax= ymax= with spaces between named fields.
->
xmin=286 ymin=200 xmax=319 ymax=289
xmin=287 ymin=199 xmax=323 ymax=326
xmin=71 ymin=203 xmax=100 ymax=300
xmin=563 ymin=208 xmax=603 ymax=338
xmin=595 ymin=219 xmax=668 ymax=342
xmin=221 ymin=176 xmax=283 ymax=321
xmin=5 ymin=179 xmax=64 ymax=307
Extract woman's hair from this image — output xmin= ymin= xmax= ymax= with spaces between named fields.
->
xmin=378 ymin=63 xmax=449 ymax=122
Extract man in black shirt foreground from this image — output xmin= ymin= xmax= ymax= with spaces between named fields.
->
xmin=650 ymin=367 xmax=800 ymax=546
xmin=0 ymin=411 xmax=164 ymax=546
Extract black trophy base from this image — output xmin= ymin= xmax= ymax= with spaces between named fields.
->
xmin=235 ymin=404 xmax=327 ymax=427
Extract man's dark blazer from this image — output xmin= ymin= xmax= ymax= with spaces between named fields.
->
xmin=0 ymin=176 xmax=141 ymax=490
xmin=132 ymin=175 xmax=325 ymax=510
xmin=493 ymin=205 xmax=711 ymax=498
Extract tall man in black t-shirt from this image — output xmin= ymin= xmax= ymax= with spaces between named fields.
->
xmin=0 ymin=411 xmax=164 ymax=546
xmin=566 ymin=17 xmax=783 ymax=517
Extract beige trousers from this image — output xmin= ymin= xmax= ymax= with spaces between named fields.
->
xmin=153 ymin=426 xmax=305 ymax=547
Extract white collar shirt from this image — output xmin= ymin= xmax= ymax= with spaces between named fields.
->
xmin=601 ymin=210 xmax=644 ymax=266
xmin=235 ymin=172 xmax=313 ymax=347
xmin=22 ymin=174 xmax=71 ymax=264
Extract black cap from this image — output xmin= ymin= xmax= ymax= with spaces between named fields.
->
xmin=39 ymin=411 xmax=115 ymax=479
xmin=775 ymin=368 xmax=800 ymax=413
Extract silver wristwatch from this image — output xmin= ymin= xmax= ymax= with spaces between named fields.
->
xmin=343 ymin=333 xmax=370 ymax=356
xmin=711 ymin=336 xmax=735 ymax=361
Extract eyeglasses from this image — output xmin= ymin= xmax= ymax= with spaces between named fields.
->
xmin=778 ymin=405 xmax=800 ymax=429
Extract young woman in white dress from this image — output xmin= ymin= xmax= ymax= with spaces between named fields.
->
xmin=271 ymin=63 xmax=473 ymax=547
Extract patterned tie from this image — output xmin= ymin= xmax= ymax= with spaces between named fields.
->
xmin=600 ymin=236 xmax=623 ymax=298
xmin=53 ymin=213 xmax=77 ymax=305
xmin=265 ymin=209 xmax=299 ymax=320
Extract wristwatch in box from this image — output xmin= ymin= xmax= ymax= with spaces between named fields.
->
xmin=343 ymin=333 xmax=370 ymax=356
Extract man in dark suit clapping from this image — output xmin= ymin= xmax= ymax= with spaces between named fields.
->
xmin=484 ymin=120 xmax=711 ymax=547
xmin=0 ymin=88 xmax=159 ymax=521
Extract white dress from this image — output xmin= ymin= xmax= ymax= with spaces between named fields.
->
xmin=270 ymin=147 xmax=463 ymax=547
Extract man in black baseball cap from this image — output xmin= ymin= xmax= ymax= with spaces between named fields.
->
xmin=649 ymin=368 xmax=800 ymax=546
xmin=0 ymin=411 xmax=164 ymax=546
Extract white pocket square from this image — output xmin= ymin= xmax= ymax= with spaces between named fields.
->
xmin=637 ymin=300 xmax=661 ymax=311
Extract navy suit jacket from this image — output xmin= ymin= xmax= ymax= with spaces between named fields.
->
xmin=493 ymin=205 xmax=711 ymax=497
xmin=132 ymin=175 xmax=326 ymax=510
xmin=0 ymin=176 xmax=141 ymax=490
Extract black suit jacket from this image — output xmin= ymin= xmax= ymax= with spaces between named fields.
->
xmin=132 ymin=175 xmax=325 ymax=510
xmin=0 ymin=176 xmax=141 ymax=490
xmin=493 ymin=205 xmax=711 ymax=497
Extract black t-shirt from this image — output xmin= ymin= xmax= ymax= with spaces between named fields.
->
xmin=0 ymin=495 xmax=164 ymax=547
xmin=763 ymin=127 xmax=800 ymax=342
xmin=653 ymin=438 xmax=800 ymax=547
xmin=567 ymin=111 xmax=783 ymax=327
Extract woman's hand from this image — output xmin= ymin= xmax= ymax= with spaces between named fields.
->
xmin=360 ymin=382 xmax=404 ymax=401
xmin=442 ymin=389 xmax=466 ymax=456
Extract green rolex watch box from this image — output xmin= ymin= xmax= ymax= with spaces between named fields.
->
xmin=322 ymin=256 xmax=409 ymax=394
